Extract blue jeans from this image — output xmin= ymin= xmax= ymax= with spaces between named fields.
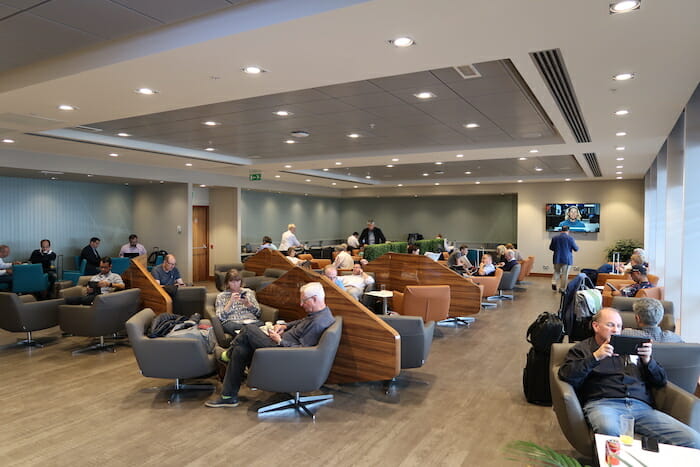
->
xmin=584 ymin=398 xmax=700 ymax=448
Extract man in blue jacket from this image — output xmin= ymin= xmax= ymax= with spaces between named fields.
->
xmin=549 ymin=226 xmax=579 ymax=292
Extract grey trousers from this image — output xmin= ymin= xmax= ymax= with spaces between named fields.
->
xmin=552 ymin=264 xmax=571 ymax=291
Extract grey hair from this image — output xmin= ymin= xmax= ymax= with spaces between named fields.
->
xmin=632 ymin=298 xmax=664 ymax=326
xmin=300 ymin=282 xmax=325 ymax=301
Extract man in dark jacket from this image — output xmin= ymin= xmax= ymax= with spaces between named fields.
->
xmin=206 ymin=282 xmax=335 ymax=408
xmin=80 ymin=237 xmax=102 ymax=275
xmin=549 ymin=226 xmax=578 ymax=292
xmin=559 ymin=308 xmax=700 ymax=448
xmin=359 ymin=220 xmax=386 ymax=246
xmin=29 ymin=239 xmax=57 ymax=288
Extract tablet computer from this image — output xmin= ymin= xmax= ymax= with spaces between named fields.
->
xmin=610 ymin=335 xmax=650 ymax=355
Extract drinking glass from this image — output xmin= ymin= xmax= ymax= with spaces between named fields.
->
xmin=619 ymin=415 xmax=634 ymax=446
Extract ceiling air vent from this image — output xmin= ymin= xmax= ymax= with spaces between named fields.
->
xmin=453 ymin=64 xmax=481 ymax=80
xmin=530 ymin=49 xmax=591 ymax=143
xmin=583 ymin=152 xmax=602 ymax=177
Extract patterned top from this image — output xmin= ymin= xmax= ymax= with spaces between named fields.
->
xmin=215 ymin=288 xmax=260 ymax=323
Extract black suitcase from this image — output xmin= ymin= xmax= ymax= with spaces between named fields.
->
xmin=523 ymin=347 xmax=553 ymax=406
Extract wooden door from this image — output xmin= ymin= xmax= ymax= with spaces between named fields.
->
xmin=192 ymin=206 xmax=209 ymax=282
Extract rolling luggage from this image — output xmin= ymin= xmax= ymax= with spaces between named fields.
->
xmin=523 ymin=312 xmax=564 ymax=406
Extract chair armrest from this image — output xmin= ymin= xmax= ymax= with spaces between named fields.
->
xmin=207 ymin=313 xmax=231 ymax=348
xmin=20 ymin=295 xmax=37 ymax=304
xmin=260 ymin=304 xmax=279 ymax=322
xmin=60 ymin=286 xmax=85 ymax=298
xmin=653 ymin=382 xmax=700 ymax=432
xmin=21 ymin=298 xmax=63 ymax=329
xmin=550 ymin=366 xmax=593 ymax=456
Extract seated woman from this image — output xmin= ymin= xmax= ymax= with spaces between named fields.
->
xmin=558 ymin=206 xmax=585 ymax=229
xmin=474 ymin=253 xmax=496 ymax=276
xmin=494 ymin=244 xmax=507 ymax=266
xmin=617 ymin=250 xmax=649 ymax=273
xmin=256 ymin=236 xmax=277 ymax=252
xmin=215 ymin=269 xmax=262 ymax=334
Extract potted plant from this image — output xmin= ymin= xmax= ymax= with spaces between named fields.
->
xmin=605 ymin=239 xmax=643 ymax=263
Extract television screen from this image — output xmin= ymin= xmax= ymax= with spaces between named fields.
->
xmin=546 ymin=203 xmax=600 ymax=232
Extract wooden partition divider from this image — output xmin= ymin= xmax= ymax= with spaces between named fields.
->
xmin=256 ymin=267 xmax=400 ymax=384
xmin=123 ymin=255 xmax=172 ymax=315
xmin=364 ymin=252 xmax=482 ymax=317
xmin=243 ymin=248 xmax=294 ymax=275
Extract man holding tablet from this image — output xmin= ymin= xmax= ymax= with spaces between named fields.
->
xmin=558 ymin=308 xmax=700 ymax=448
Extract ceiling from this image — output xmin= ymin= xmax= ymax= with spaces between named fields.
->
xmin=0 ymin=0 xmax=698 ymax=193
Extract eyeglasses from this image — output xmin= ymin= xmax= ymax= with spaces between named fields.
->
xmin=300 ymin=295 xmax=316 ymax=304
xmin=166 ymin=262 xmax=176 ymax=266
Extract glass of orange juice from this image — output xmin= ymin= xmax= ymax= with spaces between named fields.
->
xmin=620 ymin=415 xmax=634 ymax=446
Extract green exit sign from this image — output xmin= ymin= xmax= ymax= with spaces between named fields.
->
xmin=249 ymin=173 xmax=262 ymax=181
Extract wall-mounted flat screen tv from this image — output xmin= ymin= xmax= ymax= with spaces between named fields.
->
xmin=546 ymin=203 xmax=600 ymax=232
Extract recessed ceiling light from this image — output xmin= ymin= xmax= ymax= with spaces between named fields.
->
xmin=285 ymin=139 xmax=296 ymax=144
xmin=275 ymin=175 xmax=281 ymax=178
xmin=284 ymin=164 xmax=292 ymax=168
xmin=331 ymin=182 xmax=337 ymax=186
xmin=616 ymin=176 xmax=623 ymax=179
xmin=517 ymin=179 xmax=523 ymax=183
xmin=464 ymin=123 xmax=480 ymax=129
xmin=347 ymin=133 xmax=360 ymax=138
xmin=203 ymin=121 xmax=220 ymax=126
xmin=365 ymin=175 xmax=371 ymax=179
xmin=613 ymin=73 xmax=635 ymax=81
xmin=200 ymin=184 xmax=207 ymax=188
xmin=109 ymin=153 xmax=119 ymax=157
xmin=422 ymin=173 xmax=429 ymax=176
xmin=616 ymin=146 xmax=625 ymax=151
xmin=616 ymin=171 xmax=623 ymax=175
xmin=386 ymin=164 xmax=394 ymax=168
xmin=184 ymin=163 xmax=193 ymax=167
xmin=353 ymin=185 xmax=358 ymax=189
xmin=475 ymin=181 xmax=481 ymax=184
xmin=2 ymin=138 xmax=15 ymax=143
xmin=335 ymin=161 xmax=342 ymax=165
xmin=616 ymin=157 xmax=625 ymax=161
xmin=518 ymin=157 xmax=527 ymax=161
xmin=391 ymin=158 xmax=399 ymax=162
xmin=464 ymin=171 xmax=472 ymax=175
xmin=616 ymin=131 xmax=627 ymax=136
xmin=615 ymin=109 xmax=629 ymax=116
xmin=535 ymin=167 xmax=543 ymax=172
xmin=87 ymin=174 xmax=93 ymax=177
xmin=414 ymin=91 xmax=435 ymax=99
xmin=205 ymin=147 xmax=215 ymax=151
xmin=610 ymin=1 xmax=641 ymax=14
xmin=305 ymin=179 xmax=311 ymax=182
xmin=135 ymin=88 xmax=158 ymax=95
xmin=274 ymin=110 xmax=293 ymax=116
xmin=50 ymin=177 xmax=56 ymax=180
xmin=159 ymin=180 xmax=164 ymax=184
xmin=565 ymin=178 xmax=571 ymax=181
xmin=242 ymin=66 xmax=264 ymax=74
xmin=389 ymin=36 xmax=414 ymax=47
xmin=397 ymin=183 xmax=403 ymax=187
xmin=456 ymin=154 xmax=464 ymax=158
xmin=529 ymin=149 xmax=539 ymax=153
xmin=435 ymin=161 xmax=443 ymax=165
xmin=322 ymin=168 xmax=329 ymax=171
xmin=124 ymin=183 xmax=129 ymax=186
xmin=434 ymin=182 xmax=440 ymax=186
xmin=117 ymin=132 xmax=131 ymax=137
xmin=58 ymin=104 xmax=77 ymax=111
xmin=616 ymin=165 xmax=624 ymax=169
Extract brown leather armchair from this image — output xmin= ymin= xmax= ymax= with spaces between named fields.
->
xmin=391 ymin=285 xmax=450 ymax=323
xmin=602 ymin=281 xmax=663 ymax=307
xmin=470 ymin=268 xmax=503 ymax=308
xmin=297 ymin=254 xmax=331 ymax=269
xmin=517 ymin=255 xmax=535 ymax=282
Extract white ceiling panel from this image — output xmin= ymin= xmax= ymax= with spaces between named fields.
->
xmin=112 ymin=0 xmax=236 ymax=24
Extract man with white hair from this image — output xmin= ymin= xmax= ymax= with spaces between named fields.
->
xmin=332 ymin=244 xmax=354 ymax=270
xmin=499 ymin=249 xmax=519 ymax=272
xmin=622 ymin=298 xmax=683 ymax=343
xmin=206 ymin=282 xmax=335 ymax=408
xmin=279 ymin=223 xmax=301 ymax=251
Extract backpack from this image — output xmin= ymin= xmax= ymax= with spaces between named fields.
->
xmin=526 ymin=312 xmax=565 ymax=353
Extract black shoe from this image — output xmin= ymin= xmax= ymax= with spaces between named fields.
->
xmin=551 ymin=284 xmax=557 ymax=291
xmin=205 ymin=396 xmax=239 ymax=408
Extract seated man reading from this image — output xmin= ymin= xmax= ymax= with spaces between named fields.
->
xmin=607 ymin=264 xmax=653 ymax=297
xmin=206 ymin=282 xmax=335 ymax=408
xmin=64 ymin=257 xmax=125 ymax=305
xmin=558 ymin=307 xmax=700 ymax=448
xmin=151 ymin=254 xmax=185 ymax=295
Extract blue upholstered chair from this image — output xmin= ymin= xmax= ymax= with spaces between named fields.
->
xmin=63 ymin=258 xmax=86 ymax=285
xmin=110 ymin=257 xmax=131 ymax=275
xmin=12 ymin=264 xmax=49 ymax=295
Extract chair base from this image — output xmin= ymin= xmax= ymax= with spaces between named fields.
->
xmin=438 ymin=316 xmax=476 ymax=327
xmin=71 ymin=336 xmax=116 ymax=355
xmin=257 ymin=392 xmax=334 ymax=420
xmin=166 ymin=379 xmax=215 ymax=403
xmin=481 ymin=301 xmax=498 ymax=309
xmin=487 ymin=292 xmax=514 ymax=301
xmin=9 ymin=331 xmax=56 ymax=349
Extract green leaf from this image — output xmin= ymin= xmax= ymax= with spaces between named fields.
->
xmin=503 ymin=440 xmax=590 ymax=467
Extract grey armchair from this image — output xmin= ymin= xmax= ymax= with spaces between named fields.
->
xmin=488 ymin=263 xmax=521 ymax=301
xmin=653 ymin=343 xmax=700 ymax=393
xmin=172 ymin=286 xmax=207 ymax=318
xmin=550 ymin=343 xmax=700 ymax=458
xmin=126 ymin=308 xmax=217 ymax=402
xmin=203 ymin=291 xmax=279 ymax=347
xmin=380 ymin=315 xmax=434 ymax=369
xmin=59 ymin=288 xmax=141 ymax=354
xmin=611 ymin=296 xmax=675 ymax=332
xmin=242 ymin=275 xmax=276 ymax=292
xmin=214 ymin=263 xmax=255 ymax=291
xmin=0 ymin=292 xmax=63 ymax=347
xmin=246 ymin=317 xmax=343 ymax=420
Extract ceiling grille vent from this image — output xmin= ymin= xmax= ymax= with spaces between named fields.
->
xmin=530 ymin=49 xmax=591 ymax=143
xmin=583 ymin=152 xmax=602 ymax=177
xmin=453 ymin=64 xmax=481 ymax=79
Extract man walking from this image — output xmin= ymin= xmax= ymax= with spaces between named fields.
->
xmin=549 ymin=225 xmax=578 ymax=292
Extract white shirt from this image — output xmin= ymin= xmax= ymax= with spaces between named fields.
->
xmin=279 ymin=230 xmax=301 ymax=251
xmin=89 ymin=271 xmax=124 ymax=294
xmin=333 ymin=251 xmax=354 ymax=270
xmin=341 ymin=273 xmax=375 ymax=290
xmin=0 ymin=257 xmax=11 ymax=276
xmin=347 ymin=235 xmax=360 ymax=249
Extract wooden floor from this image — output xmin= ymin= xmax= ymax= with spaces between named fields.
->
xmin=0 ymin=277 xmax=582 ymax=466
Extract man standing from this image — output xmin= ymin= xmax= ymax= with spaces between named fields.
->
xmin=279 ymin=223 xmax=301 ymax=251
xmin=30 ymin=239 xmax=57 ymax=287
xmin=64 ymin=257 xmax=125 ymax=305
xmin=0 ymin=244 xmax=15 ymax=286
xmin=206 ymin=282 xmax=335 ymax=408
xmin=119 ymin=234 xmax=147 ymax=257
xmin=558 ymin=308 xmax=700 ymax=448
xmin=81 ymin=237 xmax=102 ymax=275
xmin=347 ymin=232 xmax=360 ymax=249
xmin=621 ymin=298 xmax=683 ymax=343
xmin=151 ymin=254 xmax=185 ymax=288
xmin=340 ymin=262 xmax=375 ymax=300
xmin=549 ymin=226 xmax=578 ymax=292
xmin=359 ymin=220 xmax=386 ymax=246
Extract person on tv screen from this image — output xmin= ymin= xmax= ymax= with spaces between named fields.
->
xmin=558 ymin=206 xmax=585 ymax=229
